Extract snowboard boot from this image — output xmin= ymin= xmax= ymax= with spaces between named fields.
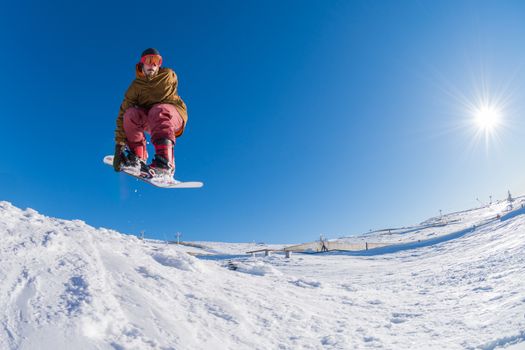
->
xmin=122 ymin=144 xmax=149 ymax=176
xmin=149 ymin=138 xmax=175 ymax=177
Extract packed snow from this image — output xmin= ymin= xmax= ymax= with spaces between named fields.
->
xmin=1 ymin=198 xmax=524 ymax=349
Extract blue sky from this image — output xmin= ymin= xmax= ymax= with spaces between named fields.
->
xmin=2 ymin=0 xmax=525 ymax=243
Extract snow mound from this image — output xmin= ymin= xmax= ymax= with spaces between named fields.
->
xmin=151 ymin=251 xmax=203 ymax=272
xmin=1 ymin=200 xmax=525 ymax=349
xmin=226 ymin=259 xmax=283 ymax=276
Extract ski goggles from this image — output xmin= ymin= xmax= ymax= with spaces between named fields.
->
xmin=140 ymin=54 xmax=163 ymax=66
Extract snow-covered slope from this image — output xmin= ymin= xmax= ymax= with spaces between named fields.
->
xmin=336 ymin=196 xmax=525 ymax=245
xmin=1 ymin=200 xmax=524 ymax=349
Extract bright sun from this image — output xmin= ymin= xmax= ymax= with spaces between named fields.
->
xmin=441 ymin=70 xmax=512 ymax=152
xmin=473 ymin=104 xmax=502 ymax=132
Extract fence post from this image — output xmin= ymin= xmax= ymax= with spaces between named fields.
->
xmin=365 ymin=242 xmax=368 ymax=250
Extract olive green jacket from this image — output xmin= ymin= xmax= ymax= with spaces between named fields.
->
xmin=115 ymin=65 xmax=188 ymax=145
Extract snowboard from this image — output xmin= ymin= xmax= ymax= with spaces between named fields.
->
xmin=103 ymin=155 xmax=203 ymax=189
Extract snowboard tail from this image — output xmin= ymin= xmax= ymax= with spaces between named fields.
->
xmin=103 ymin=155 xmax=203 ymax=188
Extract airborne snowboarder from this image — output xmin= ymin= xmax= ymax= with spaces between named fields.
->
xmin=112 ymin=48 xmax=188 ymax=178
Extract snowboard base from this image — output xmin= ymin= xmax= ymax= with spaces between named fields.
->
xmin=103 ymin=155 xmax=203 ymax=188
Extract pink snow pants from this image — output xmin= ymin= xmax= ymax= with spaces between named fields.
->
xmin=123 ymin=103 xmax=183 ymax=152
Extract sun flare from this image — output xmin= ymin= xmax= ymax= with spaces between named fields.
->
xmin=464 ymin=95 xmax=509 ymax=153
xmin=473 ymin=104 xmax=502 ymax=132
xmin=437 ymin=66 xmax=516 ymax=154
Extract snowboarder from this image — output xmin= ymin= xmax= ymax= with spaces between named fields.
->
xmin=112 ymin=48 xmax=188 ymax=177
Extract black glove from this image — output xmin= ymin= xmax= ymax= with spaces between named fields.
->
xmin=113 ymin=144 xmax=127 ymax=172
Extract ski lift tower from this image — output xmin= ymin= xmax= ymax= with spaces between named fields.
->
xmin=319 ymin=234 xmax=328 ymax=252
xmin=176 ymin=232 xmax=182 ymax=245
